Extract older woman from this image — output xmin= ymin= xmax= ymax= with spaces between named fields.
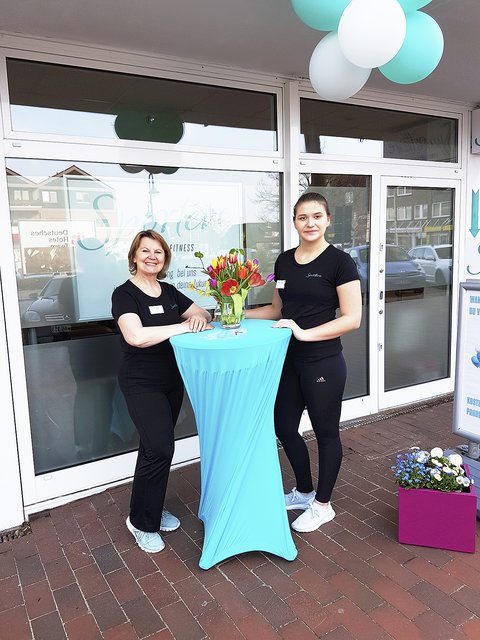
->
xmin=111 ymin=229 xmax=211 ymax=553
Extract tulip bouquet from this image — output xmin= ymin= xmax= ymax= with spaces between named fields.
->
xmin=189 ymin=248 xmax=274 ymax=327
xmin=392 ymin=447 xmax=474 ymax=493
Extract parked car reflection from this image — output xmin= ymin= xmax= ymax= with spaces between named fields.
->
xmin=407 ymin=244 xmax=452 ymax=286
xmin=21 ymin=273 xmax=76 ymax=327
xmin=346 ymin=244 xmax=426 ymax=294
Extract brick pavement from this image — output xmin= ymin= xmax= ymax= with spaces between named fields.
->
xmin=1 ymin=396 xmax=480 ymax=639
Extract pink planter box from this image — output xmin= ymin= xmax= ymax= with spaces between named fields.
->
xmin=398 ymin=464 xmax=477 ymax=553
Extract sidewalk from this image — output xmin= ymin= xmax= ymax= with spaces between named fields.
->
xmin=2 ymin=395 xmax=480 ymax=640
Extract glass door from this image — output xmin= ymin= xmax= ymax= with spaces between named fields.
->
xmin=299 ymin=173 xmax=372 ymax=420
xmin=378 ymin=178 xmax=458 ymax=408
xmin=299 ymin=173 xmax=458 ymax=419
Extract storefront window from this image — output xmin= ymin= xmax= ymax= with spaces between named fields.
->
xmin=7 ymin=59 xmax=278 ymax=152
xmin=8 ymin=159 xmax=281 ymax=473
xmin=300 ymin=99 xmax=457 ymax=162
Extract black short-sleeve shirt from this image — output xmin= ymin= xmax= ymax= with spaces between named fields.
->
xmin=111 ymin=279 xmax=193 ymax=358
xmin=274 ymin=245 xmax=359 ymax=357
xmin=111 ymin=279 xmax=194 ymax=393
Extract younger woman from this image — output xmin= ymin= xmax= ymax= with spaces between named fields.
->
xmin=247 ymin=192 xmax=361 ymax=532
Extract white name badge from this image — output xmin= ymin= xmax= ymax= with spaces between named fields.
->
xmin=276 ymin=280 xmax=286 ymax=289
xmin=149 ymin=305 xmax=164 ymax=314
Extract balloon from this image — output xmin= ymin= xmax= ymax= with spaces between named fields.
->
xmin=338 ymin=0 xmax=406 ymax=69
xmin=145 ymin=165 xmax=179 ymax=175
xmin=119 ymin=164 xmax=144 ymax=174
xmin=114 ymin=110 xmax=184 ymax=144
xmin=291 ymin=0 xmax=352 ymax=32
xmin=397 ymin=0 xmax=431 ymax=10
xmin=158 ymin=166 xmax=179 ymax=175
xmin=119 ymin=164 xmax=179 ymax=175
xmin=309 ymin=32 xmax=371 ymax=101
xmin=379 ymin=11 xmax=444 ymax=84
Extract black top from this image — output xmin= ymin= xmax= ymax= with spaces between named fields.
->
xmin=274 ymin=245 xmax=359 ymax=357
xmin=111 ymin=279 xmax=193 ymax=359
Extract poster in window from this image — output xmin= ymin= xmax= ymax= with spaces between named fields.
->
xmin=453 ymin=280 xmax=480 ymax=442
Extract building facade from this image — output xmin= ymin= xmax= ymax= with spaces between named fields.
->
xmin=1 ymin=33 xmax=479 ymax=532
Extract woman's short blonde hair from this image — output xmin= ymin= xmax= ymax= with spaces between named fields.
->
xmin=127 ymin=229 xmax=172 ymax=278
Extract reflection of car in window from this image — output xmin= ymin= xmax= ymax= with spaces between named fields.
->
xmin=346 ymin=244 xmax=426 ymax=293
xmin=408 ymin=244 xmax=452 ymax=286
xmin=21 ymin=274 xmax=76 ymax=327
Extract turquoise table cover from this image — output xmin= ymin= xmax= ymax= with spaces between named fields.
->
xmin=170 ymin=319 xmax=297 ymax=569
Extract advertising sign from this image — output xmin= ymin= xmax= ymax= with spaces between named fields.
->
xmin=18 ymin=220 xmax=96 ymax=275
xmin=453 ymin=280 xmax=480 ymax=442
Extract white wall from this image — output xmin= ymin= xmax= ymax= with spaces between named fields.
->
xmin=0 ymin=283 xmax=24 ymax=532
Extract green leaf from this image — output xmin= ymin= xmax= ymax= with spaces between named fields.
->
xmin=231 ymin=293 xmax=244 ymax=318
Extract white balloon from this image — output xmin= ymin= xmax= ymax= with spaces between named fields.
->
xmin=338 ymin=0 xmax=407 ymax=69
xmin=309 ymin=32 xmax=371 ymax=101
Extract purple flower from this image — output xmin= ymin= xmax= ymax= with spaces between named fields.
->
xmin=209 ymin=278 xmax=217 ymax=288
xmin=266 ymin=273 xmax=275 ymax=282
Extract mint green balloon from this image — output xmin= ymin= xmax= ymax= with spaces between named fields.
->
xmin=291 ymin=0 xmax=352 ymax=31
xmin=379 ymin=11 xmax=444 ymax=84
xmin=397 ymin=0 xmax=431 ymax=10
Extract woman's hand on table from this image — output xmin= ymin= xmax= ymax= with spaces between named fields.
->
xmin=272 ymin=318 xmax=306 ymax=341
xmin=182 ymin=315 xmax=214 ymax=333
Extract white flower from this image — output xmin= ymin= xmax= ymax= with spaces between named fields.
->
xmin=410 ymin=446 xmax=420 ymax=451
xmin=431 ymin=458 xmax=442 ymax=467
xmin=443 ymin=466 xmax=454 ymax=474
xmin=415 ymin=451 xmax=429 ymax=463
xmin=430 ymin=447 xmax=444 ymax=458
xmin=462 ymin=477 xmax=471 ymax=487
xmin=456 ymin=476 xmax=464 ymax=485
xmin=448 ymin=453 xmax=463 ymax=467
xmin=433 ymin=472 xmax=442 ymax=481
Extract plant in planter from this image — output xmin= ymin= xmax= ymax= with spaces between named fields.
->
xmin=392 ymin=447 xmax=477 ymax=553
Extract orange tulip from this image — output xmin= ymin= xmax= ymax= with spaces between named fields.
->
xmin=237 ymin=265 xmax=248 ymax=280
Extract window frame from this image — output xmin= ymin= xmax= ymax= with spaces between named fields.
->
xmin=2 ymin=53 xmax=284 ymax=161
xmin=298 ymin=89 xmax=463 ymax=170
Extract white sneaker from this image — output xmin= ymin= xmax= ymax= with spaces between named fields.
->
xmin=285 ymin=487 xmax=316 ymax=511
xmin=126 ymin=517 xmax=165 ymax=553
xmin=291 ymin=502 xmax=336 ymax=532
xmin=159 ymin=509 xmax=180 ymax=532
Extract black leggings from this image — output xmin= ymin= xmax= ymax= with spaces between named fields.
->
xmin=274 ymin=351 xmax=346 ymax=503
xmin=121 ymin=379 xmax=184 ymax=532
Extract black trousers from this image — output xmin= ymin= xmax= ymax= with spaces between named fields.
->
xmin=274 ymin=351 xmax=346 ymax=503
xmin=121 ymin=373 xmax=184 ymax=533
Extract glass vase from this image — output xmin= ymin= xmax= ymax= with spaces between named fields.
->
xmin=218 ymin=298 xmax=244 ymax=330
